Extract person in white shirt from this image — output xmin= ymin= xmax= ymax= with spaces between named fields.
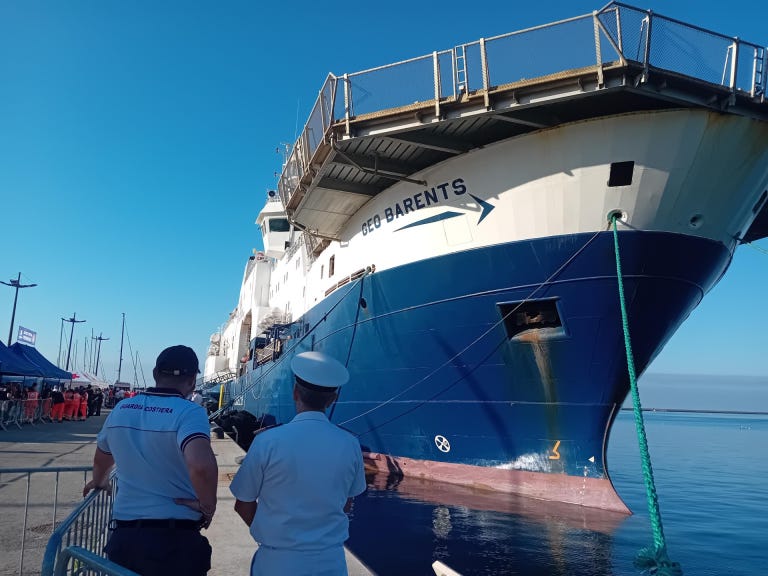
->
xmin=230 ymin=351 xmax=366 ymax=576
xmin=84 ymin=345 xmax=218 ymax=576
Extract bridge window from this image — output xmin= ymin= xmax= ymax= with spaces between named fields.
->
xmin=608 ymin=161 xmax=634 ymax=187
xmin=329 ymin=255 xmax=335 ymax=277
xmin=269 ymin=218 xmax=290 ymax=232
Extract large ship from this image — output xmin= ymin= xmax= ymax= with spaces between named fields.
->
xmin=205 ymin=3 xmax=768 ymax=513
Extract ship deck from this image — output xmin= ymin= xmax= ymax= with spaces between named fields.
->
xmin=275 ymin=2 xmax=768 ymax=245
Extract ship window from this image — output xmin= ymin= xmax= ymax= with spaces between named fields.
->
xmin=320 ymin=265 xmax=324 ymax=279
xmin=329 ymin=255 xmax=335 ymax=277
xmin=497 ymin=299 xmax=563 ymax=339
xmin=269 ymin=218 xmax=290 ymax=232
xmin=608 ymin=161 xmax=634 ymax=187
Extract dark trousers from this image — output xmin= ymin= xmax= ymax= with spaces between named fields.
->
xmin=105 ymin=525 xmax=212 ymax=576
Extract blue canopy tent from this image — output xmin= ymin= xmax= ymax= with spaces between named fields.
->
xmin=0 ymin=340 xmax=44 ymax=377
xmin=10 ymin=343 xmax=72 ymax=380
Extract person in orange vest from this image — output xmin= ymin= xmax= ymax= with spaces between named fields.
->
xmin=51 ymin=386 xmax=66 ymax=423
xmin=64 ymin=388 xmax=77 ymax=421
xmin=71 ymin=388 xmax=82 ymax=421
xmin=24 ymin=384 xmax=39 ymax=423
xmin=79 ymin=388 xmax=89 ymax=421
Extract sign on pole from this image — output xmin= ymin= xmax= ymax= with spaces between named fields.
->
xmin=17 ymin=326 xmax=36 ymax=346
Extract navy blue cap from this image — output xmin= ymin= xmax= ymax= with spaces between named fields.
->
xmin=155 ymin=345 xmax=200 ymax=376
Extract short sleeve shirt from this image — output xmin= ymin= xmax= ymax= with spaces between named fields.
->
xmin=230 ymin=411 xmax=366 ymax=551
xmin=96 ymin=388 xmax=210 ymax=520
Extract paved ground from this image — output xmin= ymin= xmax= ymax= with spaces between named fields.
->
xmin=0 ymin=412 xmax=374 ymax=575
xmin=0 ymin=414 xmax=106 ymax=576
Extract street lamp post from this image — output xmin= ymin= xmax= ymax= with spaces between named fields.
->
xmin=1 ymin=272 xmax=37 ymax=346
xmin=63 ymin=313 xmax=86 ymax=371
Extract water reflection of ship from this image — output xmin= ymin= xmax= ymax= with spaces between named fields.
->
xmin=349 ymin=473 xmax=618 ymax=575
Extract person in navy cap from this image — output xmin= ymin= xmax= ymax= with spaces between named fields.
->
xmin=230 ymin=350 xmax=366 ymax=576
xmin=84 ymin=345 xmax=218 ymax=576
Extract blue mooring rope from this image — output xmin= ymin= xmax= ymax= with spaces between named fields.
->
xmin=611 ymin=216 xmax=682 ymax=576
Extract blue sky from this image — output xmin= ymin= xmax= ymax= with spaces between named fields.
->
xmin=1 ymin=0 xmax=767 ymax=383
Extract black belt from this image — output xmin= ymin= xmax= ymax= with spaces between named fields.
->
xmin=111 ymin=518 xmax=201 ymax=530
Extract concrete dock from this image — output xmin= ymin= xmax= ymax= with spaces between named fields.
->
xmin=0 ymin=411 xmax=374 ymax=575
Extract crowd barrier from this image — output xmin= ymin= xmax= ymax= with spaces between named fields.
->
xmin=41 ymin=472 xmax=119 ymax=576
xmin=0 ymin=466 xmax=91 ymax=576
xmin=0 ymin=398 xmax=53 ymax=430
xmin=53 ymin=546 xmax=139 ymax=576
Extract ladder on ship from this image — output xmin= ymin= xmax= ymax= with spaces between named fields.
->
xmin=754 ymin=46 xmax=766 ymax=96
xmin=454 ymin=44 xmax=468 ymax=96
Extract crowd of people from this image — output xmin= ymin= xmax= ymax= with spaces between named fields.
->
xmin=0 ymin=382 xmax=107 ymax=427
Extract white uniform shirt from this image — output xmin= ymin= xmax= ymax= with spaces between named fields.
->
xmin=230 ymin=411 xmax=366 ymax=551
xmin=96 ymin=388 xmax=210 ymax=520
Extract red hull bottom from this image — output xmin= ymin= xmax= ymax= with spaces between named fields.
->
xmin=363 ymin=452 xmax=630 ymax=515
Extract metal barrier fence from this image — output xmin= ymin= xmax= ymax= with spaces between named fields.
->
xmin=0 ymin=466 xmax=90 ymax=576
xmin=53 ymin=546 xmax=139 ymax=576
xmin=277 ymin=1 xmax=767 ymax=210
xmin=41 ymin=472 xmax=118 ymax=576
xmin=1 ymin=398 xmax=54 ymax=430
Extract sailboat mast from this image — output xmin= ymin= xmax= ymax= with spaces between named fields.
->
xmin=117 ymin=312 xmax=125 ymax=384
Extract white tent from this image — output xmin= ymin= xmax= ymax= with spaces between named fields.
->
xmin=70 ymin=371 xmax=110 ymax=389
xmin=70 ymin=372 xmax=91 ymax=386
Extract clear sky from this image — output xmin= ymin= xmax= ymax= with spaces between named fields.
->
xmin=1 ymin=0 xmax=767 ymax=384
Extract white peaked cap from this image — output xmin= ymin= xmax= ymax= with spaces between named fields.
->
xmin=291 ymin=351 xmax=349 ymax=388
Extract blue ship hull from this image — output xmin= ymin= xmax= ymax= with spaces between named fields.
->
xmin=239 ymin=230 xmax=730 ymax=509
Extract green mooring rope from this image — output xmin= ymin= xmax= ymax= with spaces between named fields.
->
xmin=611 ymin=216 xmax=682 ymax=576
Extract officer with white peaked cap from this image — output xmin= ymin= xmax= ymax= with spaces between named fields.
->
xmin=291 ymin=350 xmax=350 ymax=390
xmin=230 ymin=350 xmax=366 ymax=576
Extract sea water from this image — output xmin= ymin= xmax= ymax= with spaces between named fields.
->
xmin=346 ymin=375 xmax=768 ymax=575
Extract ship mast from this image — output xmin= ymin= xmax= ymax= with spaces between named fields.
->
xmin=117 ymin=312 xmax=125 ymax=386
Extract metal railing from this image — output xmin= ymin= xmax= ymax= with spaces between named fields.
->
xmin=0 ymin=466 xmax=90 ymax=575
xmin=53 ymin=547 xmax=139 ymax=576
xmin=41 ymin=472 xmax=118 ymax=576
xmin=1 ymin=398 xmax=54 ymax=429
xmin=276 ymin=1 xmax=767 ymax=212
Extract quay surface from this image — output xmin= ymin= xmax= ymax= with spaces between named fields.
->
xmin=0 ymin=411 xmax=374 ymax=575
